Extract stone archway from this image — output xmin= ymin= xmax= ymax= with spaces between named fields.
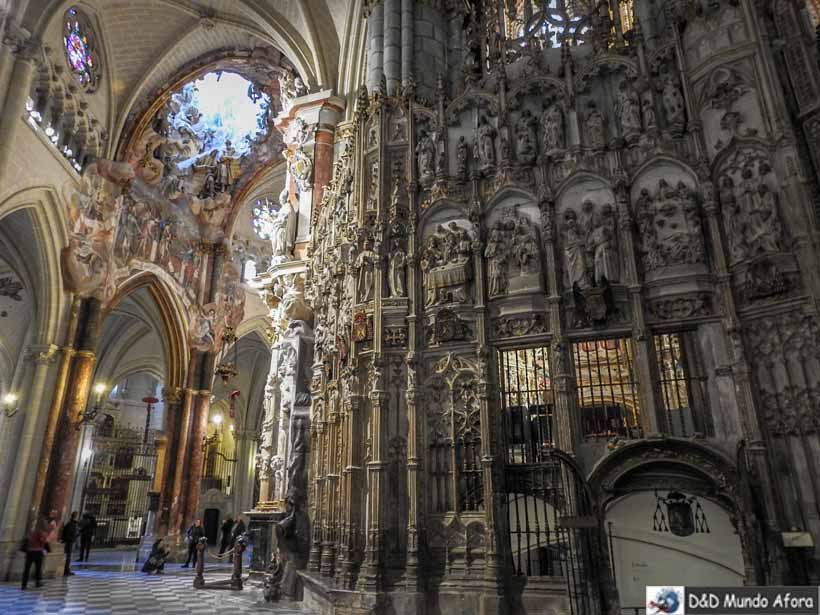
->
xmin=588 ymin=439 xmax=758 ymax=612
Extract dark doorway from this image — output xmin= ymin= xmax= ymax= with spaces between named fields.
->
xmin=204 ymin=508 xmax=220 ymax=545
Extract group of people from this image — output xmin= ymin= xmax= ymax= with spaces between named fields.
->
xmin=19 ymin=510 xmax=97 ymax=590
xmin=141 ymin=514 xmax=247 ymax=575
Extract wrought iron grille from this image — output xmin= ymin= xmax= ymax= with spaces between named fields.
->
xmin=653 ymin=332 xmax=712 ymax=437
xmin=81 ymin=432 xmax=157 ymax=547
xmin=505 ymin=452 xmax=601 ymax=614
xmin=571 ymin=337 xmax=642 ymax=439
xmin=202 ymin=441 xmax=236 ymax=494
xmin=498 ymin=346 xmax=554 ymax=463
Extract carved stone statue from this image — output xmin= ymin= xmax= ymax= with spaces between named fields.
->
xmin=514 ymin=216 xmax=539 ymax=274
xmin=456 ymin=135 xmax=469 ymax=179
xmin=642 ymin=91 xmax=658 ymax=131
xmin=387 ymin=238 xmax=407 ymax=298
xmin=416 ymin=130 xmax=436 ymax=187
xmin=662 ymin=76 xmax=686 ymax=127
xmin=475 ymin=115 xmax=496 ymax=172
xmin=616 ymin=80 xmax=642 ymax=141
xmin=586 ymin=202 xmax=619 ymax=285
xmin=585 ymin=101 xmax=607 ymax=149
xmin=355 ymin=239 xmax=376 ymax=302
xmin=269 ymin=189 xmax=298 ymax=263
xmin=515 ymin=108 xmax=538 ymax=164
xmin=720 ymin=177 xmax=748 ymax=263
xmin=484 ymin=222 xmax=508 ymax=297
xmin=541 ymin=103 xmax=565 ymax=155
xmin=748 ymin=183 xmax=783 ymax=254
xmin=561 ymin=208 xmax=588 ymax=289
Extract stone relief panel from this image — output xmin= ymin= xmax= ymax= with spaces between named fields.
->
xmin=695 ymin=63 xmax=764 ymax=161
xmin=717 ymin=147 xmax=787 ymax=266
xmin=681 ymin=4 xmax=750 ymax=71
xmin=746 ymin=310 xmax=820 ymax=436
xmin=420 ymin=210 xmax=474 ymax=308
xmin=557 ymin=179 xmax=621 ymax=292
xmin=484 ymin=203 xmax=543 ymax=299
xmin=631 ymin=166 xmax=707 ymax=281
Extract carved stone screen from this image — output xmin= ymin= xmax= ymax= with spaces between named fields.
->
xmin=571 ymin=337 xmax=641 ymax=438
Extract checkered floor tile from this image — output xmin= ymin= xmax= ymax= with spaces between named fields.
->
xmin=0 ymin=550 xmax=309 ymax=614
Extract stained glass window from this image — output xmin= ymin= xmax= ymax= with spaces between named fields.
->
xmin=63 ymin=7 xmax=101 ymax=91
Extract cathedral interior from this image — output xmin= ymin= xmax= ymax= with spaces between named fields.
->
xmin=1 ymin=0 xmax=820 ymax=613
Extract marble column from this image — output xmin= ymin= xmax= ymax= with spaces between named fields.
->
xmin=156 ymin=389 xmax=183 ymax=535
xmin=183 ymin=351 xmax=215 ymax=528
xmin=0 ymin=35 xmax=38 ymax=181
xmin=41 ymin=298 xmax=103 ymax=520
xmin=168 ymin=386 xmax=195 ymax=535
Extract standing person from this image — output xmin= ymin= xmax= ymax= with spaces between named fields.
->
xmin=181 ymin=519 xmax=205 ymax=568
xmin=21 ymin=515 xmax=50 ymax=590
xmin=219 ymin=515 xmax=233 ymax=555
xmin=60 ymin=512 xmax=79 ymax=575
xmin=78 ymin=513 xmax=96 ymax=562
xmin=230 ymin=515 xmax=246 ymax=547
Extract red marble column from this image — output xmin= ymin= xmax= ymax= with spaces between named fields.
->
xmin=156 ymin=387 xmax=184 ymax=535
xmin=183 ymin=390 xmax=211 ymax=527
xmin=40 ymin=298 xmax=103 ymax=519
xmin=168 ymin=385 xmax=195 ymax=535
xmin=311 ymin=127 xmax=336 ymax=217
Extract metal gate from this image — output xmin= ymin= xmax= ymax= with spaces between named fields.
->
xmin=81 ymin=433 xmax=157 ymax=547
xmin=498 ymin=346 xmax=601 ymax=614
xmin=505 ymin=452 xmax=601 ymax=614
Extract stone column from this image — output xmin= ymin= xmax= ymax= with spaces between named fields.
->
xmin=183 ymin=352 xmax=215 ymax=528
xmin=156 ymin=388 xmax=183 ymax=535
xmin=41 ymin=298 xmax=103 ymax=519
xmin=366 ymin=2 xmax=385 ymax=92
xmin=358 ymin=360 xmax=386 ymax=592
xmin=233 ymin=429 xmax=260 ymax=515
xmin=274 ymin=89 xmax=345 ymax=242
xmin=0 ymin=34 xmax=38 ymax=181
xmin=168 ymin=386 xmax=195 ymax=535
xmin=0 ymin=345 xmax=58 ymax=538
xmin=615 ymin=184 xmax=661 ymax=435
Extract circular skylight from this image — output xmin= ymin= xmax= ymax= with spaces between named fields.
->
xmin=186 ymin=71 xmax=270 ymax=157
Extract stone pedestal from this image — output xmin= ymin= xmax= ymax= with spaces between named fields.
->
xmin=247 ymin=509 xmax=286 ymax=578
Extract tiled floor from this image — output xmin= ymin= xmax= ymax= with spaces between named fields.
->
xmin=0 ymin=549 xmax=309 ymax=614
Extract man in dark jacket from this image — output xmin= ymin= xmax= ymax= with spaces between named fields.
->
xmin=182 ymin=519 xmax=205 ymax=567
xmin=78 ymin=513 xmax=96 ymax=562
xmin=60 ymin=512 xmax=79 ymax=575
xmin=219 ymin=516 xmax=233 ymax=555
xmin=230 ymin=515 xmax=246 ymax=547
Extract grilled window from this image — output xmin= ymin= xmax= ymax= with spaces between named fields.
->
xmin=498 ymin=346 xmax=554 ymax=463
xmin=653 ymin=332 xmax=711 ymax=437
xmin=571 ymin=337 xmax=642 ymax=439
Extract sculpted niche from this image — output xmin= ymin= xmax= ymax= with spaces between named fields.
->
xmin=421 ymin=217 xmax=474 ymax=307
xmin=484 ymin=205 xmax=543 ymax=298
xmin=633 ymin=173 xmax=706 ymax=277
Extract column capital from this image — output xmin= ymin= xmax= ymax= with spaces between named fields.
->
xmin=24 ymin=343 xmax=59 ymax=365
